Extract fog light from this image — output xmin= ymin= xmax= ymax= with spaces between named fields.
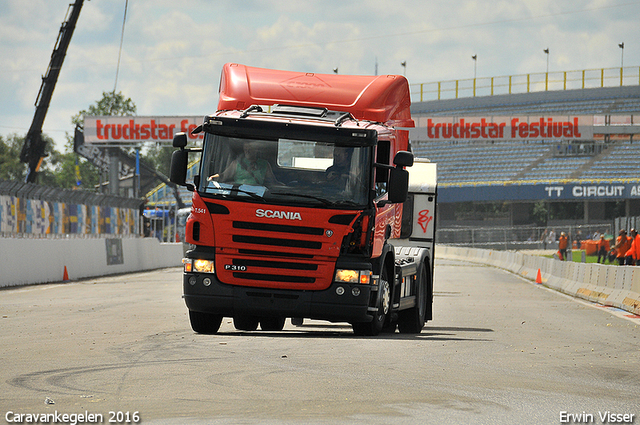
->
xmin=203 ymin=277 xmax=212 ymax=286
xmin=352 ymin=287 xmax=361 ymax=297
xmin=188 ymin=276 xmax=197 ymax=286
xmin=336 ymin=286 xmax=345 ymax=295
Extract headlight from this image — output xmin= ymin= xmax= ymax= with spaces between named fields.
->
xmin=193 ymin=259 xmax=215 ymax=273
xmin=183 ymin=258 xmax=215 ymax=274
xmin=334 ymin=269 xmax=371 ymax=284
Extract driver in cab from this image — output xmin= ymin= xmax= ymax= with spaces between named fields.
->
xmin=208 ymin=141 xmax=280 ymax=186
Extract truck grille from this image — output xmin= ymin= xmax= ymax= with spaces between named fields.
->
xmin=233 ymin=221 xmax=324 ymax=235
xmin=215 ymin=220 xmax=336 ymax=290
xmin=232 ymin=235 xmax=322 ymax=249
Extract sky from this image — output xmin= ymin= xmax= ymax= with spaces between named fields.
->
xmin=1 ymin=0 xmax=639 ymax=152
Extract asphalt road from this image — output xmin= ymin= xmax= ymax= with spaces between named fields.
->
xmin=1 ymin=259 xmax=639 ymax=425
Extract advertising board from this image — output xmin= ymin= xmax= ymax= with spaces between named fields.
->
xmin=83 ymin=116 xmax=204 ymax=144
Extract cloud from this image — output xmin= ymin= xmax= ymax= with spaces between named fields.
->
xmin=0 ymin=0 xmax=639 ymax=152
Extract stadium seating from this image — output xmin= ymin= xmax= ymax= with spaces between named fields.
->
xmin=411 ymin=86 xmax=640 ymax=184
xmin=413 ymin=138 xmax=640 ymax=184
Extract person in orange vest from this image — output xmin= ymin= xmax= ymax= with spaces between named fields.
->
xmin=613 ymin=229 xmax=632 ymax=266
xmin=596 ymin=234 xmax=608 ymax=264
xmin=558 ymin=232 xmax=568 ymax=261
xmin=624 ymin=228 xmax=640 ymax=265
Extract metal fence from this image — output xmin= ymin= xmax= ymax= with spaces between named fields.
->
xmin=436 ymin=224 xmax=613 ymax=251
xmin=410 ymin=66 xmax=640 ymax=102
xmin=0 ymin=180 xmax=144 ymax=238
xmin=614 ymin=216 xmax=640 ymax=237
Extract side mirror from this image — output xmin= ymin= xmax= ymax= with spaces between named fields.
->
xmin=173 ymin=132 xmax=188 ymax=149
xmin=387 ymin=167 xmax=409 ymax=204
xmin=393 ymin=151 xmax=414 ymax=167
xmin=170 ymin=149 xmax=188 ymax=186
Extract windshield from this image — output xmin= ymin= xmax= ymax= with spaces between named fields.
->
xmin=199 ymin=134 xmax=371 ymax=207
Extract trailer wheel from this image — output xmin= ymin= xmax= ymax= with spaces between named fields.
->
xmin=398 ymin=264 xmax=427 ymax=334
xmin=189 ymin=310 xmax=223 ymax=334
xmin=352 ymin=266 xmax=391 ymax=336
xmin=233 ymin=315 xmax=259 ymax=331
xmin=260 ymin=316 xmax=286 ymax=331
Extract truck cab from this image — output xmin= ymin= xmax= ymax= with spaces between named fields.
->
xmin=170 ymin=64 xmax=436 ymax=335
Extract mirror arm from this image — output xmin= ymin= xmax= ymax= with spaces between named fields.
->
xmin=374 ymin=162 xmax=394 ymax=170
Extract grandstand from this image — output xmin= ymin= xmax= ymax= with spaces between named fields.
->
xmin=410 ymin=84 xmax=640 ymax=232
xmin=411 ymin=138 xmax=640 ymax=184
xmin=411 ymin=86 xmax=640 ymax=183
xmin=144 ymin=77 xmax=640 ymax=235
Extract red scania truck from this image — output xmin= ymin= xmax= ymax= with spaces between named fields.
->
xmin=170 ymin=63 xmax=437 ymax=335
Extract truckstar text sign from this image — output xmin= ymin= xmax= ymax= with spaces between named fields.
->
xmin=83 ymin=116 xmax=204 ymax=144
xmin=416 ymin=116 xmax=593 ymax=141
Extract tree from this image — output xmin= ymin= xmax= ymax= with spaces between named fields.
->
xmin=0 ymin=133 xmax=60 ymax=184
xmin=532 ymin=201 xmax=548 ymax=226
xmin=72 ymin=90 xmax=137 ymax=129
xmin=2 ymin=91 xmax=139 ymax=190
xmin=49 ymin=138 xmax=100 ymax=189
xmin=0 ymin=134 xmax=27 ymax=181
xmin=62 ymin=90 xmax=138 ymax=190
xmin=143 ymin=143 xmax=174 ymax=177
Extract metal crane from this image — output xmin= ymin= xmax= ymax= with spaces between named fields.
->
xmin=20 ymin=0 xmax=85 ymax=183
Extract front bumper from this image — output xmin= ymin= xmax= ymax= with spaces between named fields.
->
xmin=183 ymin=272 xmax=374 ymax=323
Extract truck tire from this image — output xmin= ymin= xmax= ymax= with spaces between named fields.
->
xmin=189 ymin=310 xmax=223 ymax=334
xmin=397 ymin=264 xmax=428 ymax=334
xmin=233 ymin=315 xmax=259 ymax=331
xmin=352 ymin=266 xmax=391 ymax=336
xmin=260 ymin=316 xmax=286 ymax=331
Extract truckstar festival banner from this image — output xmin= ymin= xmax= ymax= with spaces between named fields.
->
xmin=413 ymin=115 xmax=594 ymax=141
xmin=83 ymin=116 xmax=204 ymax=144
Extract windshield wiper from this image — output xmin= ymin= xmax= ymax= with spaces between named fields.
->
xmin=211 ymin=186 xmax=265 ymax=202
xmin=270 ymin=192 xmax=363 ymax=208
xmin=270 ymin=191 xmax=333 ymax=206
xmin=326 ymin=200 xmax=361 ymax=207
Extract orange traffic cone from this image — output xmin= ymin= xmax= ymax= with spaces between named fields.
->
xmin=536 ymin=268 xmax=542 ymax=284
xmin=63 ymin=266 xmax=69 ymax=281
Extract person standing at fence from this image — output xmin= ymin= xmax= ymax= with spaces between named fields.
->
xmin=613 ymin=229 xmax=632 ymax=266
xmin=596 ymin=234 xmax=608 ymax=264
xmin=540 ymin=228 xmax=549 ymax=249
xmin=574 ymin=230 xmax=583 ymax=250
xmin=558 ymin=232 xmax=568 ymax=261
xmin=548 ymin=229 xmax=556 ymax=246
xmin=624 ymin=229 xmax=640 ymax=265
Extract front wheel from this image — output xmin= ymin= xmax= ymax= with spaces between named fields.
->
xmin=233 ymin=315 xmax=259 ymax=331
xmin=260 ymin=317 xmax=286 ymax=331
xmin=189 ymin=310 xmax=223 ymax=334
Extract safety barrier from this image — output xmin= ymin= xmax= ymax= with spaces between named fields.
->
xmin=0 ymin=180 xmax=143 ymax=237
xmin=0 ymin=236 xmax=183 ymax=288
xmin=436 ymin=245 xmax=640 ymax=315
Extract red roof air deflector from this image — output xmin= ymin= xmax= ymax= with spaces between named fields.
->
xmin=217 ymin=63 xmax=414 ymax=127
